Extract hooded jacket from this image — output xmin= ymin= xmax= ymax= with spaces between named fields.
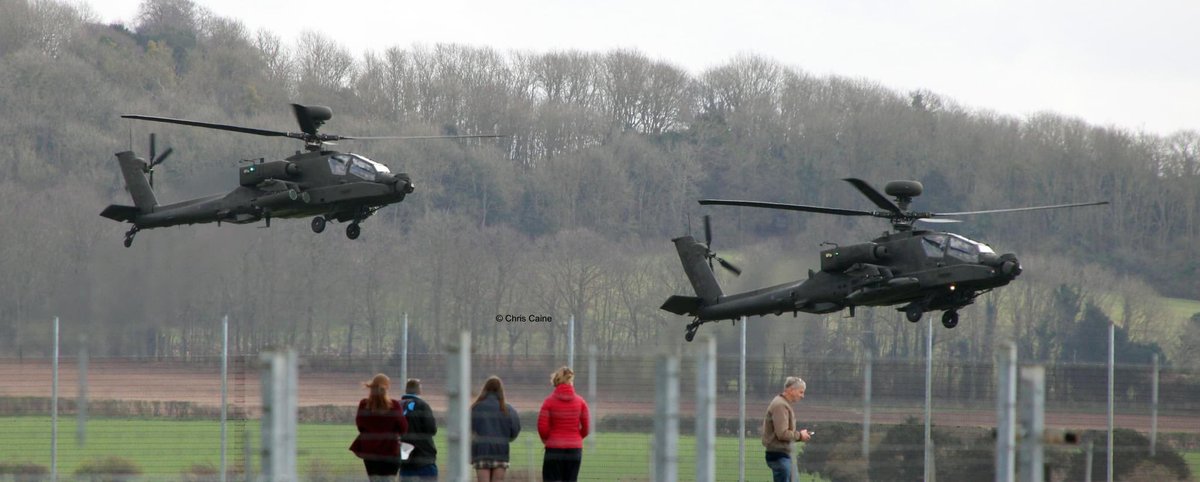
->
xmin=470 ymin=393 xmax=522 ymax=462
xmin=350 ymin=398 xmax=409 ymax=460
xmin=537 ymin=383 xmax=590 ymax=449
xmin=400 ymin=394 xmax=438 ymax=468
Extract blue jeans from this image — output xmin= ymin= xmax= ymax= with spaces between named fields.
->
xmin=765 ymin=452 xmax=793 ymax=482
xmin=399 ymin=463 xmax=437 ymax=481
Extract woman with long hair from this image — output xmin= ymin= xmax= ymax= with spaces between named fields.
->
xmin=350 ymin=373 xmax=409 ymax=481
xmin=470 ymin=376 xmax=522 ymax=482
xmin=537 ymin=367 xmax=590 ymax=482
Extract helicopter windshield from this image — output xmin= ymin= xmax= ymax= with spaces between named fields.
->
xmin=945 ymin=234 xmax=996 ymax=262
xmin=331 ymin=154 xmax=391 ymax=180
xmin=350 ymin=153 xmax=390 ymax=174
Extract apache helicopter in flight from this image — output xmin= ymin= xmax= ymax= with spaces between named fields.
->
xmin=102 ymin=104 xmax=499 ymax=246
xmin=662 ymin=178 xmax=1108 ymax=341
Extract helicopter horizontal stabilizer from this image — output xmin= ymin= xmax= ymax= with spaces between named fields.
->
xmin=100 ymin=204 xmax=139 ymax=222
xmin=661 ymin=295 xmax=702 ymax=316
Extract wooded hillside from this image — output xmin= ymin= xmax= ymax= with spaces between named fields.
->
xmin=1 ymin=0 xmax=1197 ymax=366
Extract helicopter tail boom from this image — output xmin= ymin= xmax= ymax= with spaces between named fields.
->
xmin=115 ymin=151 xmax=158 ymax=212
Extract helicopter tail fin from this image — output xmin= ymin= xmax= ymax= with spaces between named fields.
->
xmin=672 ymin=236 xmax=723 ymax=304
xmin=115 ymin=151 xmax=158 ymax=212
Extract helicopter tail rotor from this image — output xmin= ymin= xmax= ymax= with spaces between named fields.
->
xmin=143 ymin=133 xmax=174 ymax=188
xmin=701 ymin=215 xmax=742 ymax=276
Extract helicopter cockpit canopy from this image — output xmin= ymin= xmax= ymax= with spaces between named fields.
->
xmin=329 ymin=153 xmax=391 ymax=180
xmin=922 ymin=233 xmax=995 ymax=262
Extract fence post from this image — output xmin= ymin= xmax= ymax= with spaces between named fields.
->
xmin=446 ymin=331 xmax=471 ymax=482
xmin=51 ymin=316 xmax=59 ymax=482
xmin=1018 ymin=366 xmax=1045 ymax=482
xmin=1107 ymin=320 xmax=1114 ymax=482
xmin=400 ymin=313 xmax=409 ymax=386
xmin=738 ymin=316 xmax=747 ymax=482
xmin=587 ymin=344 xmax=597 ymax=451
xmin=1151 ymin=353 xmax=1159 ymax=456
xmin=1085 ymin=439 xmax=1094 ymax=482
xmin=260 ymin=350 xmax=298 ymax=482
xmin=652 ymin=355 xmax=679 ymax=482
xmin=996 ymin=342 xmax=1017 ymax=482
xmin=220 ymin=315 xmax=229 ymax=482
xmin=568 ymin=315 xmax=575 ymax=369
xmin=696 ymin=337 xmax=716 ymax=482
xmin=77 ymin=334 xmax=88 ymax=448
xmin=924 ymin=316 xmax=934 ymax=482
xmin=862 ymin=350 xmax=872 ymax=460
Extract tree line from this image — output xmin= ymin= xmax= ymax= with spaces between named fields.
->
xmin=1 ymin=0 xmax=1197 ymax=369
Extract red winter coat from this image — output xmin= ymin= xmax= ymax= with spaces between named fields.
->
xmin=537 ymin=383 xmax=590 ymax=449
xmin=350 ymin=398 xmax=409 ymax=460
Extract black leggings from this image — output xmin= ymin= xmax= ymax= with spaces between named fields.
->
xmin=363 ymin=458 xmax=400 ymax=476
xmin=542 ymin=448 xmax=583 ymax=482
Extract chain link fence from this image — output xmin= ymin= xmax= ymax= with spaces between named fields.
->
xmin=3 ymin=336 xmax=1198 ymax=481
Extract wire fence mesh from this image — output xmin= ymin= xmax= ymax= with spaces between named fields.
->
xmin=2 ymin=347 xmax=1198 ymax=480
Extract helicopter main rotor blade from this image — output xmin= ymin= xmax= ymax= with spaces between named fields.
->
xmin=338 ymin=134 xmax=508 ymax=141
xmin=932 ymin=201 xmax=1109 ymax=217
xmin=916 ymin=218 xmax=961 ymax=224
xmin=700 ymin=199 xmax=876 ymax=217
xmin=843 ymin=178 xmax=901 ymax=213
xmin=122 ymin=114 xmax=300 ymax=139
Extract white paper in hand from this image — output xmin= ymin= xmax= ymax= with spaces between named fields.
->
xmin=400 ymin=442 xmax=415 ymax=461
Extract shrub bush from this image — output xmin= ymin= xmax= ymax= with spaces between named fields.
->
xmin=74 ymin=456 xmax=142 ymax=482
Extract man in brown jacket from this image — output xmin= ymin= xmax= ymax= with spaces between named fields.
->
xmin=761 ymin=376 xmax=812 ymax=482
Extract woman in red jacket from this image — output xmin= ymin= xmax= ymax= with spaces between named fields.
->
xmin=349 ymin=373 xmax=409 ymax=481
xmin=537 ymin=366 xmax=590 ymax=482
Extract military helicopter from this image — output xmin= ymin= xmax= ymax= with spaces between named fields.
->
xmin=102 ymin=104 xmax=499 ymax=246
xmin=662 ymin=178 xmax=1108 ymax=341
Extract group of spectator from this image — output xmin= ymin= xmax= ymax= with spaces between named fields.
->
xmin=349 ymin=366 xmax=589 ymax=482
xmin=351 ymin=366 xmax=812 ymax=482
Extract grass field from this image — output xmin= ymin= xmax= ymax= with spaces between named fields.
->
xmin=0 ymin=417 xmax=829 ymax=481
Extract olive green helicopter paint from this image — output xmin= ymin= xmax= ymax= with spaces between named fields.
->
xmin=102 ymin=104 xmax=500 ymax=246
xmin=664 ymin=178 xmax=1108 ymax=341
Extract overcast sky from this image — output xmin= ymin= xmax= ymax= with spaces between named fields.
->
xmin=85 ymin=0 xmax=1199 ymax=137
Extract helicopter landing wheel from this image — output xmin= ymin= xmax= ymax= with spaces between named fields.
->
xmin=905 ymin=304 xmax=923 ymax=323
xmin=346 ymin=222 xmax=361 ymax=240
xmin=685 ymin=321 xmax=701 ymax=342
xmin=123 ymin=227 xmax=138 ymax=248
xmin=311 ymin=216 xmax=326 ymax=234
xmin=941 ymin=310 xmax=959 ymax=329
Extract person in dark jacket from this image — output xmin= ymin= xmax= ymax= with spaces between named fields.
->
xmin=400 ymin=378 xmax=438 ymax=481
xmin=349 ymin=373 xmax=409 ymax=481
xmin=537 ymin=366 xmax=590 ymax=482
xmin=470 ymin=376 xmax=521 ymax=482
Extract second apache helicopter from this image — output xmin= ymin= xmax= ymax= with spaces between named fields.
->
xmin=663 ymin=178 xmax=1108 ymax=341
xmin=102 ymin=104 xmax=499 ymax=246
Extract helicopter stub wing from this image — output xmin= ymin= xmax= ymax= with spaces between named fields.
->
xmin=100 ymin=204 xmax=139 ymax=222
xmin=661 ymin=295 xmax=702 ymax=316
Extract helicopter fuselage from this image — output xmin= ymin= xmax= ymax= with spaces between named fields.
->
xmin=669 ymin=229 xmax=1022 ymax=323
xmin=101 ymin=149 xmax=413 ymax=243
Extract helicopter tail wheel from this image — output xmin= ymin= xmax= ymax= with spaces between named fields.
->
xmin=685 ymin=320 xmax=702 ymax=342
xmin=346 ymin=222 xmax=361 ymax=240
xmin=941 ymin=310 xmax=959 ymax=329
xmin=122 ymin=226 xmax=139 ymax=248
xmin=905 ymin=304 xmax=923 ymax=323
xmin=311 ymin=216 xmax=326 ymax=234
